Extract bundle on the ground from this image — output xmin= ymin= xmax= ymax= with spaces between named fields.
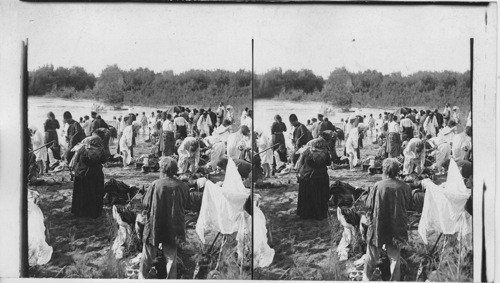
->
xmin=330 ymin=180 xmax=366 ymax=207
xmin=103 ymin=178 xmax=140 ymax=205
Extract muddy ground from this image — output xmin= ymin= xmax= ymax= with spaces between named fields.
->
xmin=28 ymin=132 xmax=472 ymax=280
xmin=28 ymin=132 xmax=226 ymax=279
xmin=253 ymin=134 xmax=472 ymax=281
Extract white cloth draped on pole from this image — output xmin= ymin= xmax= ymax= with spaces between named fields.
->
xmin=195 ymin=158 xmax=274 ymax=267
xmin=196 ymin=158 xmax=249 ymax=243
xmin=418 ymin=159 xmax=472 ymax=244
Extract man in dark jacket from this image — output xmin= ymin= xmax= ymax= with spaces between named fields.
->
xmin=139 ymin=157 xmax=189 ymax=279
xmin=319 ymin=117 xmax=336 ymax=134
xmin=363 ymin=158 xmax=411 ymax=281
xmin=434 ymin=109 xmax=444 ymax=135
xmin=64 ymin=111 xmax=85 ymax=163
xmin=207 ymin=108 xmax=217 ymax=134
xmin=290 ymin=114 xmax=312 ymax=165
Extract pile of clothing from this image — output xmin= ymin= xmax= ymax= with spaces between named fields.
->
xmin=103 ymin=178 xmax=140 ymax=205
xmin=329 ymin=180 xmax=367 ymax=207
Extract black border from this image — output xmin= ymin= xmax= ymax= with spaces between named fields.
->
xmin=21 ymin=39 xmax=29 ymax=278
xmin=18 ymin=0 xmax=491 ymax=5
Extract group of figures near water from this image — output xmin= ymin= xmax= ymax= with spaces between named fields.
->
xmin=27 ymin=100 xmax=473 ymax=281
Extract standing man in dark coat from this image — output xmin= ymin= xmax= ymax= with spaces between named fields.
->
xmin=318 ymin=117 xmax=336 ymax=135
xmin=434 ymin=109 xmax=444 ymax=135
xmin=139 ymin=157 xmax=189 ymax=279
xmin=64 ymin=111 xmax=85 ymax=163
xmin=290 ymin=114 xmax=312 ymax=165
xmin=207 ymin=108 xmax=217 ymax=134
xmin=363 ymin=158 xmax=411 ymax=281
xmin=89 ymin=111 xmax=98 ymax=134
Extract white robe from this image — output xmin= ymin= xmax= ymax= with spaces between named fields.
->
xmin=451 ymin=132 xmax=471 ymax=161
xmin=423 ymin=116 xmax=437 ymax=137
xmin=257 ymin=133 xmax=273 ymax=165
xmin=119 ymin=125 xmax=134 ymax=165
xmin=241 ymin=116 xmax=252 ymax=129
xmin=197 ymin=116 xmax=212 ymax=136
xmin=32 ymin=130 xmax=47 ymax=162
xmin=177 ymin=137 xmax=200 ymax=173
xmin=227 ymin=132 xmax=248 ymax=160
xmin=213 ymin=125 xmax=231 ymax=142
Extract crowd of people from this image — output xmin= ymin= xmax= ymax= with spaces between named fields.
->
xmin=28 ymin=99 xmax=472 ymax=280
xmin=263 ymin=103 xmax=472 ymax=280
xmin=28 ymin=102 xmax=257 ymax=278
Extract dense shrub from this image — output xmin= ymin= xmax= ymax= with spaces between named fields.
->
xmin=29 ymin=64 xmax=470 ymax=111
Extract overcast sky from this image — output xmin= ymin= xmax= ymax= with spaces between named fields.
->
xmin=11 ymin=3 xmax=489 ymax=78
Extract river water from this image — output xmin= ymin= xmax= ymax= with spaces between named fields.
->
xmin=27 ymin=96 xmax=190 ymax=130
xmin=254 ymin=99 xmax=400 ymax=147
xmin=29 ymin=96 xmax=431 ymax=147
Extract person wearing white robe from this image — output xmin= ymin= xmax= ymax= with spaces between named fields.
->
xmin=256 ymin=129 xmax=273 ymax=178
xmin=204 ymin=136 xmax=226 ymax=170
xmin=241 ymin=116 xmax=252 ymax=129
xmin=241 ymin=108 xmax=248 ymax=123
xmin=213 ymin=121 xmax=232 ymax=143
xmin=452 ymin=106 xmax=461 ymax=124
xmin=177 ymin=137 xmax=200 ymax=174
xmin=30 ymin=125 xmax=48 ymax=175
xmin=402 ymin=138 xmax=425 ymax=175
xmin=225 ymin=106 xmax=235 ymax=123
xmin=173 ymin=116 xmax=190 ymax=140
xmin=196 ymin=113 xmax=212 ymax=136
xmin=427 ymin=136 xmax=451 ymax=171
xmin=227 ymin=125 xmax=251 ymax=160
xmin=451 ymin=126 xmax=472 ymax=161
xmin=437 ymin=120 xmax=457 ymax=144
xmin=345 ymin=118 xmax=359 ymax=171
xmin=423 ymin=114 xmax=438 ymax=137
xmin=119 ymin=122 xmax=134 ymax=167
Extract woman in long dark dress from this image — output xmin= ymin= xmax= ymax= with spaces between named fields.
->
xmin=271 ymin=115 xmax=287 ymax=171
xmin=160 ymin=113 xmax=175 ymax=156
xmin=71 ymin=135 xmax=107 ymax=218
xmin=44 ymin=112 xmax=61 ymax=167
xmin=296 ymin=137 xmax=331 ymax=220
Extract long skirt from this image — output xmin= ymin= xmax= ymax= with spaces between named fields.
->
xmin=386 ymin=132 xmax=402 ymax=158
xmin=271 ymin=133 xmax=285 ymax=150
xmin=175 ymin=126 xmax=187 ymax=140
xmin=402 ymin=126 xmax=413 ymax=140
xmin=160 ymin=131 xmax=175 ymax=156
xmin=297 ymin=173 xmax=329 ymax=220
xmin=45 ymin=130 xmax=61 ymax=160
xmin=327 ymin=137 xmax=338 ymax=161
xmin=71 ymin=170 xmax=104 ymax=218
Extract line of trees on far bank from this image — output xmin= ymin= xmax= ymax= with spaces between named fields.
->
xmin=255 ymin=67 xmax=471 ymax=111
xmin=28 ymin=64 xmax=470 ymax=110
